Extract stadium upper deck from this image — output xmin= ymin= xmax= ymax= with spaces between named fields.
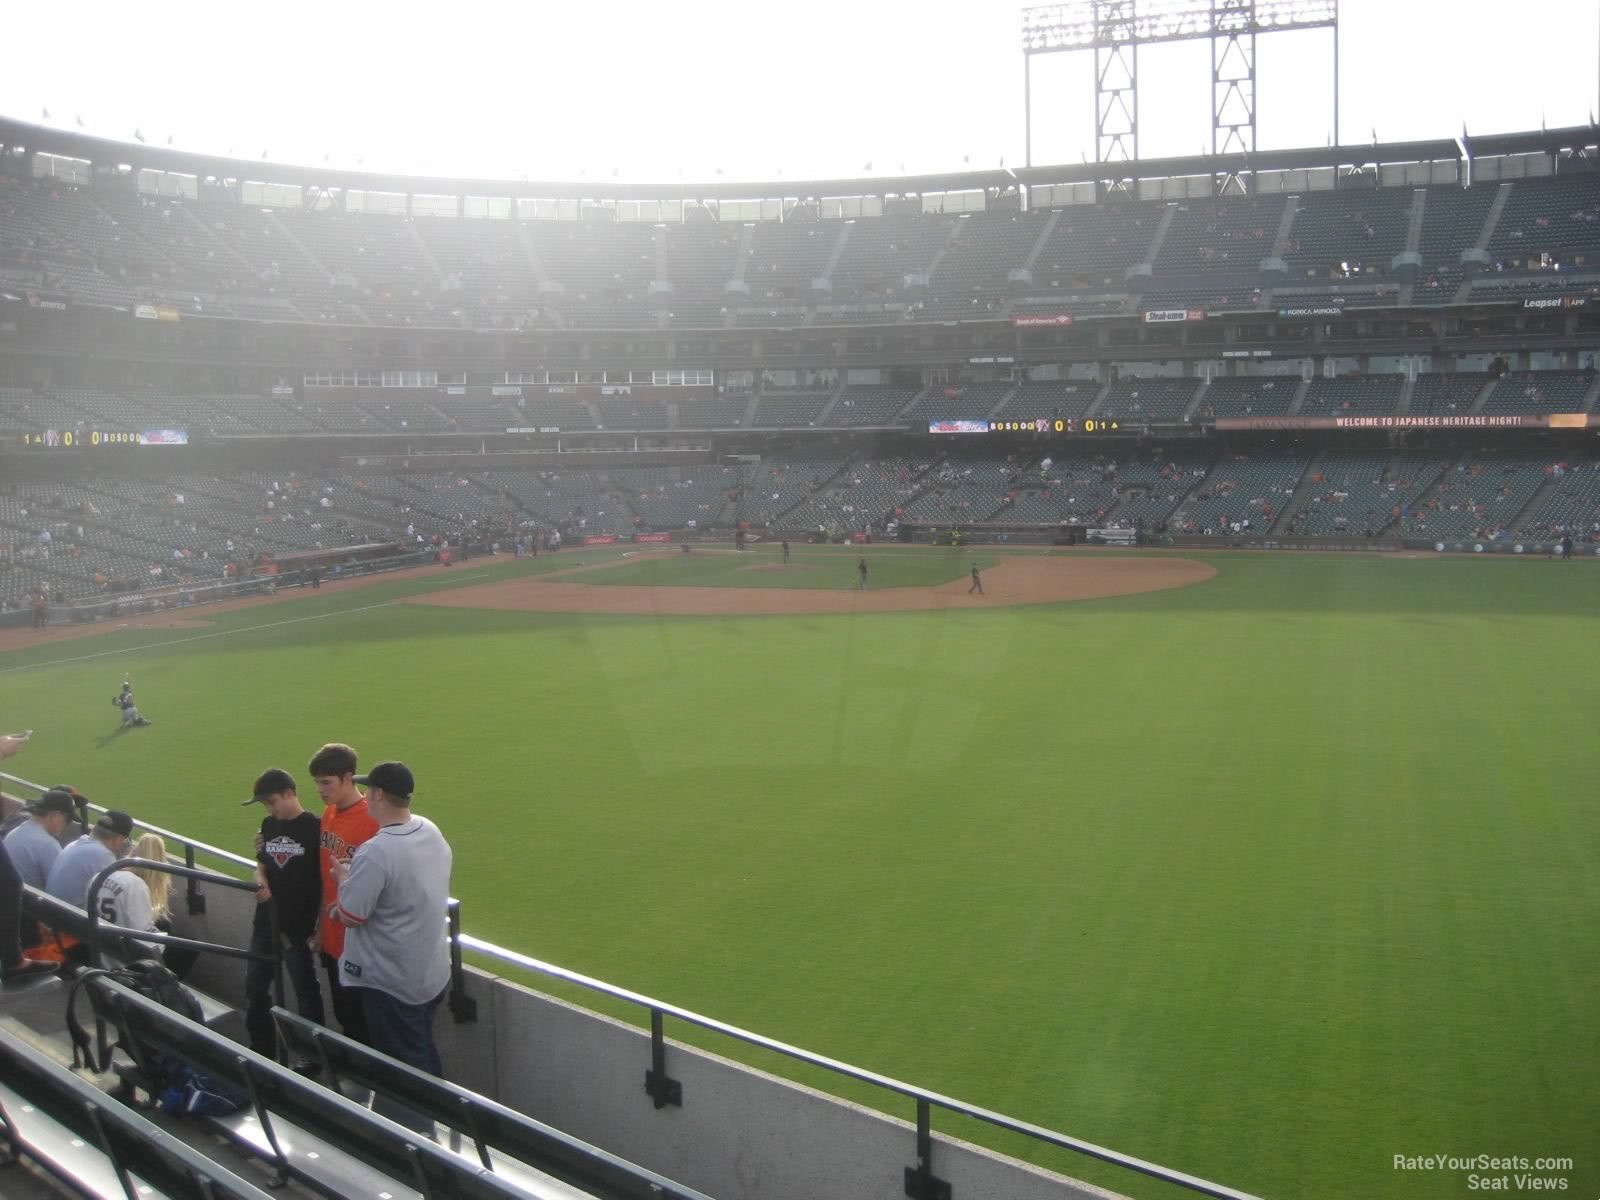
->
xmin=3 ymin=119 xmax=1600 ymax=336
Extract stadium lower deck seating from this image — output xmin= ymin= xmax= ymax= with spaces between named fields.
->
xmin=1281 ymin=451 xmax=1453 ymax=535
xmin=7 ymin=442 xmax=1600 ymax=610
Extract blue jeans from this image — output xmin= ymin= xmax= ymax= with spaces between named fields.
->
xmin=244 ymin=907 xmax=325 ymax=1057
xmin=358 ymin=985 xmax=447 ymax=1132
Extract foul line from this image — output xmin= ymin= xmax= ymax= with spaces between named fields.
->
xmin=0 ymin=601 xmax=400 ymax=675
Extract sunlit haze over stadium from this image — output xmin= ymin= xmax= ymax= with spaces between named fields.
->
xmin=4 ymin=0 xmax=1599 ymax=181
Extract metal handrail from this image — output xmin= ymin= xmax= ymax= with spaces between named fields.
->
xmin=459 ymin=935 xmax=1261 ymax=1200
xmin=84 ymin=857 xmax=268 ymax=972
xmin=1 ymin=770 xmax=1262 ymax=1200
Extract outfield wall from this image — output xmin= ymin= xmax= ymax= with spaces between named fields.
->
xmin=168 ymin=874 xmax=1130 ymax=1200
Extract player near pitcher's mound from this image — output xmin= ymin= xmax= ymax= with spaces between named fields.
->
xmin=969 ymin=562 xmax=984 ymax=595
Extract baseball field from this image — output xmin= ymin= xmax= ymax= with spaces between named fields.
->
xmin=0 ymin=544 xmax=1594 ymax=1200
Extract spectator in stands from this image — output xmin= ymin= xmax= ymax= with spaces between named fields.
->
xmin=0 ymin=735 xmax=60 ymax=984
xmin=310 ymin=743 xmax=378 ymax=1045
xmin=329 ymin=762 xmax=453 ymax=1118
xmin=242 ymin=768 xmax=324 ymax=1063
xmin=46 ymin=810 xmax=135 ymax=907
xmin=99 ymin=832 xmax=192 ymax=971
xmin=2 ymin=787 xmax=75 ymax=890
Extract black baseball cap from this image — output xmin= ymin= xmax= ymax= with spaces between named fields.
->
xmin=353 ymin=761 xmax=414 ymax=801
xmin=95 ymin=810 xmax=135 ymax=838
xmin=242 ymin=768 xmax=297 ymax=806
xmin=27 ymin=788 xmax=76 ymax=817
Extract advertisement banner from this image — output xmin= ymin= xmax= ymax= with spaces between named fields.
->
xmin=582 ymin=535 xmax=619 ymax=546
xmin=134 ymin=304 xmax=181 ymax=321
xmin=1214 ymin=414 xmax=1591 ymax=431
xmin=929 ymin=419 xmax=992 ymax=434
xmin=1277 ymin=304 xmax=1345 ymax=318
xmin=1144 ymin=308 xmax=1204 ymax=323
xmin=139 ymin=429 xmax=189 ymax=446
xmin=1522 ymin=295 xmax=1589 ymax=310
xmin=1014 ymin=313 xmax=1073 ymax=327
xmin=633 ymin=533 xmax=672 ymax=544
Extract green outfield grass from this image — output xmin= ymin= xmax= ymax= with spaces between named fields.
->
xmin=1 ymin=550 xmax=1595 ymax=1200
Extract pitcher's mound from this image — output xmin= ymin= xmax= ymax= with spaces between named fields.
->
xmin=405 ymin=555 xmax=1214 ymax=616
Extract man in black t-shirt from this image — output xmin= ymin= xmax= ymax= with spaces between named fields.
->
xmin=241 ymin=768 xmax=325 ymax=1064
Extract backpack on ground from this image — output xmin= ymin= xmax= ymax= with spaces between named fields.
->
xmin=65 ymin=958 xmax=242 ymax=1115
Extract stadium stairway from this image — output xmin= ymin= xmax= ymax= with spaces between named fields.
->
xmin=1269 ymin=449 xmax=1329 ymax=534
xmin=1 ymin=882 xmax=714 ymax=1200
xmin=1451 ymin=182 xmax=1514 ymax=304
xmin=1388 ymin=450 xmax=1473 ymax=533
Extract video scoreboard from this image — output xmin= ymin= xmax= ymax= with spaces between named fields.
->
xmin=928 ymin=418 xmax=1126 ymax=434
xmin=16 ymin=429 xmax=189 ymax=449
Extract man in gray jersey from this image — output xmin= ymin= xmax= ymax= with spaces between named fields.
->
xmin=329 ymin=761 xmax=453 ymax=1100
xmin=3 ymin=789 xmax=75 ymax=890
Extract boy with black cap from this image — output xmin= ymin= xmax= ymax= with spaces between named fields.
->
xmin=329 ymin=761 xmax=453 ymax=1104
xmin=241 ymin=768 xmax=325 ymax=1064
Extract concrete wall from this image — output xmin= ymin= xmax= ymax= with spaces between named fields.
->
xmin=173 ymin=878 xmax=1131 ymax=1200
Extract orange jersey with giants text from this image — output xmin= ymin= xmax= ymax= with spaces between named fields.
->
xmin=319 ymin=795 xmax=377 ymax=958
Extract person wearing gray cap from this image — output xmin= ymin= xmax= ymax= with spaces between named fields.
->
xmin=328 ymin=761 xmax=453 ymax=1115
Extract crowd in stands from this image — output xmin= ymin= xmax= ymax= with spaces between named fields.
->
xmin=3 ymin=435 xmax=1600 ymax=616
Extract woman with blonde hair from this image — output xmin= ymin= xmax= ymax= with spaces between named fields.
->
xmin=102 ymin=833 xmax=197 ymax=979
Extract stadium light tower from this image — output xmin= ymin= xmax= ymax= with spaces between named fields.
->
xmin=1021 ymin=0 xmax=1339 ymax=166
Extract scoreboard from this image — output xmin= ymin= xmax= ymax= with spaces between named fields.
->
xmin=16 ymin=429 xmax=188 ymax=449
xmin=928 ymin=418 xmax=1127 ymax=434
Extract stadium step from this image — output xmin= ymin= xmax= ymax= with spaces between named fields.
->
xmin=1140 ymin=202 xmax=1180 ymax=268
xmin=1270 ymin=448 xmax=1328 ymax=534
xmin=1395 ymin=377 xmax=1417 ymax=414
xmin=1454 ymin=182 xmax=1515 ymax=302
xmin=813 ymin=382 xmax=848 ymax=426
xmin=405 ymin=223 xmax=448 ymax=287
xmin=1286 ymin=378 xmax=1312 ymax=415
xmin=819 ymin=222 xmax=853 ymax=283
xmin=1397 ymin=189 xmax=1427 ymax=306
xmin=1019 ymin=209 xmax=1061 ymax=273
xmin=1080 ymin=382 xmax=1112 ymax=420
xmin=1469 ymin=377 xmax=1500 ymax=413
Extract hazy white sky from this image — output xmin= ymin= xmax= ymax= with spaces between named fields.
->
xmin=3 ymin=0 xmax=1597 ymax=184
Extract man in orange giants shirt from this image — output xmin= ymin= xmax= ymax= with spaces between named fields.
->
xmin=310 ymin=742 xmax=378 ymax=1044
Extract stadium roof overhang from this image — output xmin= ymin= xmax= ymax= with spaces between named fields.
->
xmin=2 ymin=115 xmax=1595 ymax=203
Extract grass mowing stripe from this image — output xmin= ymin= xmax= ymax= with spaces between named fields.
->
xmin=0 ymin=601 xmax=399 ymax=675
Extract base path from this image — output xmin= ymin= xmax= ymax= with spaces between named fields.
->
xmin=405 ymin=555 xmax=1214 ymax=616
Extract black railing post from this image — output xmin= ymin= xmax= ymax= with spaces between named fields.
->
xmin=643 ymin=1008 xmax=682 ymax=1108
xmin=446 ymin=900 xmax=477 ymax=1024
xmin=183 ymin=844 xmax=205 ymax=915
xmin=904 ymin=1098 xmax=952 ymax=1200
